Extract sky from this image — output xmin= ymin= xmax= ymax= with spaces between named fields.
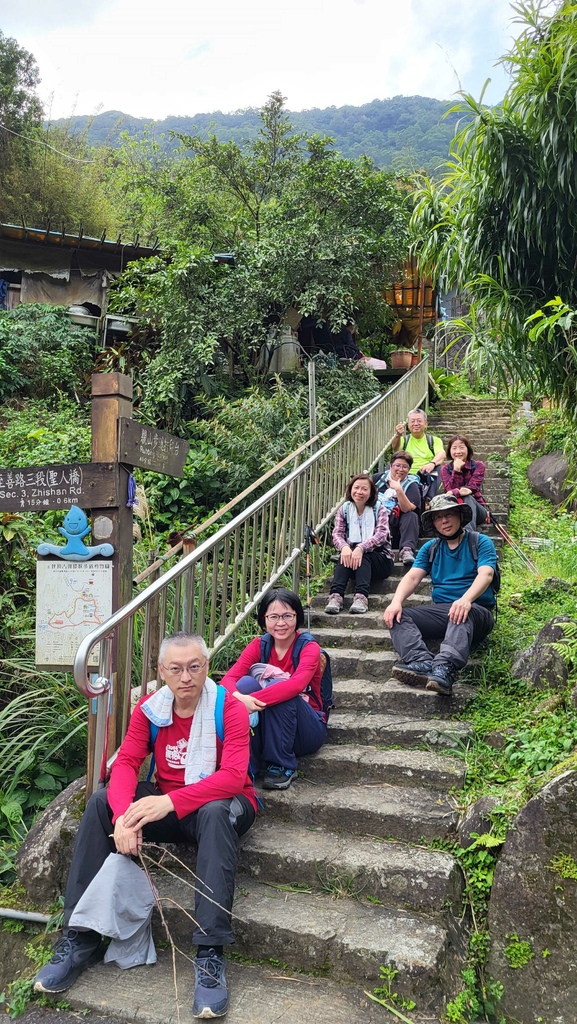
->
xmin=2 ymin=0 xmax=520 ymax=121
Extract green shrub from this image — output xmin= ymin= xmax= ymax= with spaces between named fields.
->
xmin=0 ymin=305 xmax=97 ymax=402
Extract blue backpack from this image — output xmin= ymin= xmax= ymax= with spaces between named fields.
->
xmin=146 ymin=684 xmax=226 ymax=782
xmin=259 ymin=631 xmax=334 ymax=720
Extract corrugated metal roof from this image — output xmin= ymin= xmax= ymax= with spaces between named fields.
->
xmin=0 ymin=223 xmax=158 ymax=263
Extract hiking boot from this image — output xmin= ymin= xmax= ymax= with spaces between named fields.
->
xmin=392 ymin=660 xmax=433 ymax=687
xmin=325 ymin=593 xmax=343 ymax=615
xmin=400 ymin=547 xmax=415 ymax=566
xmin=263 ymin=764 xmax=297 ymax=790
xmin=192 ymin=948 xmax=228 ymax=1018
xmin=349 ymin=593 xmax=369 ymax=614
xmin=33 ymin=929 xmax=104 ymax=993
xmin=426 ymin=662 xmax=458 ymax=696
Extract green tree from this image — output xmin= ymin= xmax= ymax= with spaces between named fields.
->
xmin=0 ymin=30 xmax=44 ymax=207
xmin=109 ymin=94 xmax=410 ymax=429
xmin=411 ymin=0 xmax=577 ymax=409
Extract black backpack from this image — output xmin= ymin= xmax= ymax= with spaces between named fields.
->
xmin=427 ymin=530 xmax=501 ymax=599
xmin=259 ymin=631 xmax=334 ymax=719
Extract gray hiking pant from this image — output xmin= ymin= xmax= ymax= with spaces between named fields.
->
xmin=390 ymin=602 xmax=494 ymax=669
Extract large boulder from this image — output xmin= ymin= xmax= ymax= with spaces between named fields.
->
xmin=487 ymin=770 xmax=577 ymax=1024
xmin=511 ymin=615 xmax=573 ymax=691
xmin=15 ymin=776 xmax=85 ymax=905
xmin=527 ymin=450 xmax=571 ymax=505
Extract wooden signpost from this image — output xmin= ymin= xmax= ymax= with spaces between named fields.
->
xmin=0 ymin=371 xmax=191 ymax=786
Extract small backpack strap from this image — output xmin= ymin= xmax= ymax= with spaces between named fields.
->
xmin=259 ymin=632 xmax=273 ymax=663
xmin=467 ymin=531 xmax=480 ymax=560
xmin=214 ymin=684 xmax=226 ymax=743
xmin=146 ymin=721 xmax=160 ymax=783
xmin=291 ymin=631 xmax=312 ymax=670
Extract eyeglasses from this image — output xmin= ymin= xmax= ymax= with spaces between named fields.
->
xmin=162 ymin=660 xmax=207 ymax=677
xmin=264 ymin=612 xmax=297 ymax=623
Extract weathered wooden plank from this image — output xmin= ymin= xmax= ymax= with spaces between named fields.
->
xmin=118 ymin=417 xmax=189 ymax=476
xmin=0 ymin=463 xmax=120 ymax=512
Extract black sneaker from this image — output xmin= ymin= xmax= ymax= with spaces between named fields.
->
xmin=192 ymin=948 xmax=228 ymax=1018
xmin=263 ymin=764 xmax=297 ymax=790
xmin=392 ymin=660 xmax=433 ymax=687
xmin=426 ymin=662 xmax=458 ymax=696
xmin=33 ymin=929 xmax=104 ymax=993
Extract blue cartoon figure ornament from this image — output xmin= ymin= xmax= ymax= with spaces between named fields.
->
xmin=37 ymin=506 xmax=114 ymax=561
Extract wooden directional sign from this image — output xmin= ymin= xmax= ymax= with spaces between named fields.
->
xmin=118 ymin=418 xmax=190 ymax=477
xmin=0 ymin=462 xmax=119 ymax=512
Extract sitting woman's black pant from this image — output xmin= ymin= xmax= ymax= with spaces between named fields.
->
xmin=388 ymin=509 xmax=420 ymax=552
xmin=330 ymin=546 xmax=393 ymax=597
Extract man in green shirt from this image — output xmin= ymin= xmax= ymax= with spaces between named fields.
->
xmin=392 ymin=408 xmax=445 ymax=500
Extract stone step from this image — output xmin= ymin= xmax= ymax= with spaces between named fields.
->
xmin=301 ymin=741 xmax=466 ymax=790
xmin=314 ymin=625 xmax=394 ymax=649
xmin=332 ymin=677 xmax=476 ymax=718
xmin=67 ymin=954 xmax=403 ymax=1024
xmin=238 ymin=820 xmax=465 ymax=919
xmin=151 ymin=875 xmax=462 ymax=1007
xmin=327 ymin=710 xmax=471 ymax=749
xmin=325 ymin=648 xmax=485 ymax=682
xmin=309 ymin=601 xmax=426 ymax=629
xmin=258 ymin=778 xmax=458 ymax=842
xmin=327 ymin=648 xmax=397 ymax=678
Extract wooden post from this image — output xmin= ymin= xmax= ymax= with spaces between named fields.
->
xmin=90 ymin=373 xmax=134 ymax=764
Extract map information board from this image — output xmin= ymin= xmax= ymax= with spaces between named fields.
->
xmin=35 ymin=560 xmax=113 ymax=670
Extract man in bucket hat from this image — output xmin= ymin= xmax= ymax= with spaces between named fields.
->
xmin=383 ymin=494 xmax=498 ymax=695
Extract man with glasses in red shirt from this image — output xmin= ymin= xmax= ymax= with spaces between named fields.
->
xmin=34 ymin=632 xmax=256 ymax=1019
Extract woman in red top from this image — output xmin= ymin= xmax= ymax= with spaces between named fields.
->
xmin=221 ymin=588 xmax=327 ymax=791
xmin=440 ymin=435 xmax=488 ymax=529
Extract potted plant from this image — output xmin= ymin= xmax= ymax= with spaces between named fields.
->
xmin=389 ymin=347 xmax=413 ymax=370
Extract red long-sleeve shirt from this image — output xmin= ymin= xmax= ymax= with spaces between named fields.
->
xmin=440 ymin=459 xmax=487 ymax=505
xmin=107 ymin=689 xmax=257 ymax=822
xmin=221 ymin=633 xmax=323 ymax=714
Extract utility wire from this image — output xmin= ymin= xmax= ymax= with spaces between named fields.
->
xmin=0 ymin=121 xmax=93 ymax=163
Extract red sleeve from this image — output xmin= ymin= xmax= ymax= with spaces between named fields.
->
xmin=256 ymin=638 xmax=321 ymax=707
xmin=332 ymin=507 xmax=347 ymax=550
xmin=169 ymin=695 xmax=252 ymax=819
xmin=220 ymin=636 xmax=262 ymax=691
xmin=107 ymin=700 xmax=155 ymax=822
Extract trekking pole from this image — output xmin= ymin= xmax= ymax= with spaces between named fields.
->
xmin=303 ymin=524 xmax=319 ymax=630
xmin=486 ymin=507 xmax=541 ymax=577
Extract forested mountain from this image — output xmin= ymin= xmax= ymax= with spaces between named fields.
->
xmin=53 ymin=95 xmax=468 ymax=175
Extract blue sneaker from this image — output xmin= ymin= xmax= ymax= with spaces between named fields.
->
xmin=249 ymin=711 xmax=259 ymax=728
xmin=263 ymin=764 xmax=297 ymax=790
xmin=392 ymin=660 xmax=433 ymax=687
xmin=33 ymin=929 xmax=104 ymax=993
xmin=192 ymin=948 xmax=228 ymax=1018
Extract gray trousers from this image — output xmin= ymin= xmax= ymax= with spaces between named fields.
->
xmin=390 ymin=602 xmax=494 ymax=668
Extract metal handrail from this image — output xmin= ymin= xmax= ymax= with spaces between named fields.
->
xmin=75 ymin=362 xmax=428 ymax=794
xmin=133 ymin=391 xmax=384 ymax=586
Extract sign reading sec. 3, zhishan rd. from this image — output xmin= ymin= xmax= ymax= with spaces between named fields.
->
xmin=0 ymin=463 xmax=119 ymax=512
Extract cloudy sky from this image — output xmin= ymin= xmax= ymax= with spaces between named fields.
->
xmin=3 ymin=0 xmax=520 ymax=121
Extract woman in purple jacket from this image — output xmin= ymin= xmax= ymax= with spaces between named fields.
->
xmin=440 ymin=435 xmax=489 ymax=529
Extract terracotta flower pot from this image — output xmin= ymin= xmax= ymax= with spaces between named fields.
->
xmin=389 ymin=349 xmax=413 ymax=370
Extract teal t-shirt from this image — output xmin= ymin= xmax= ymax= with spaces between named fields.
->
xmin=414 ymin=532 xmax=497 ymax=608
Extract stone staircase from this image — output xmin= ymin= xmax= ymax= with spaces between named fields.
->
xmin=65 ymin=398 xmax=513 ymax=1024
